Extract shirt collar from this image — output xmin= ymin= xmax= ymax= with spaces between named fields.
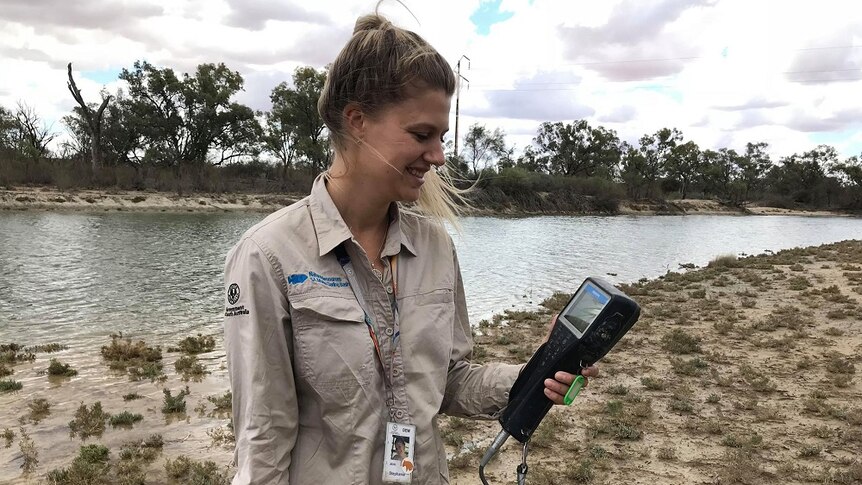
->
xmin=308 ymin=174 xmax=418 ymax=258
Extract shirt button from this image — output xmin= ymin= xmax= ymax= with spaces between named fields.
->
xmin=395 ymin=410 xmax=405 ymax=419
xmin=384 ymin=328 xmax=394 ymax=336
xmin=386 ymin=398 xmax=394 ymax=407
xmin=393 ymin=367 xmax=401 ymax=376
xmin=385 ymin=285 xmax=393 ymax=294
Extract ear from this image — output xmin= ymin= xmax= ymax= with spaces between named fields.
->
xmin=343 ymin=102 xmax=367 ymax=140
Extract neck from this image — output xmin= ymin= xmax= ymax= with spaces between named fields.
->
xmin=325 ymin=154 xmax=391 ymax=235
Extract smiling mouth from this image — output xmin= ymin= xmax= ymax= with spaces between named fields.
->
xmin=406 ymin=167 xmax=427 ymax=179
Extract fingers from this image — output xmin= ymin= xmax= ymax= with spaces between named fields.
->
xmin=544 ymin=366 xmax=600 ymax=405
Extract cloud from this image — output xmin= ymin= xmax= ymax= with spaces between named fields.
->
xmin=715 ymin=97 xmax=787 ymax=111
xmin=223 ymin=0 xmax=332 ymax=30
xmin=0 ymin=0 xmax=163 ymax=30
xmin=785 ymin=24 xmax=862 ymax=85
xmin=468 ymin=71 xmax=595 ymax=121
xmin=734 ymin=110 xmax=774 ymax=130
xmin=786 ymin=107 xmax=862 ymax=133
xmin=598 ymin=104 xmax=636 ymax=123
xmin=557 ymin=0 xmax=717 ymax=80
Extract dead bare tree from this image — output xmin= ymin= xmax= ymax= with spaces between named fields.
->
xmin=14 ymin=101 xmax=56 ymax=160
xmin=67 ymin=62 xmax=111 ymax=169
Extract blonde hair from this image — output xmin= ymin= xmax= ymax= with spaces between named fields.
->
xmin=319 ymin=10 xmax=470 ymax=228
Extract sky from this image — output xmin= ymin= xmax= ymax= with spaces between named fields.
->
xmin=1 ymin=0 xmax=861 ymax=162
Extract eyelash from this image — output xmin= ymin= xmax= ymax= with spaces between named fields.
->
xmin=412 ymin=133 xmax=445 ymax=143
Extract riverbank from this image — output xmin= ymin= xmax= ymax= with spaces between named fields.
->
xmin=1 ymin=241 xmax=860 ymax=483
xmin=0 ymin=186 xmax=851 ymax=217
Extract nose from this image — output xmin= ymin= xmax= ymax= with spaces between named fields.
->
xmin=424 ymin=139 xmax=446 ymax=167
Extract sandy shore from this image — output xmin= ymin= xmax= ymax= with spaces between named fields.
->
xmin=0 ymin=186 xmax=851 ymax=217
xmin=1 ymin=241 xmax=860 ymax=483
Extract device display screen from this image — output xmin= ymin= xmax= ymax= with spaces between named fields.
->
xmin=561 ymin=282 xmax=610 ymax=336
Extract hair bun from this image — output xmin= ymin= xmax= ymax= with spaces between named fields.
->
xmin=354 ymin=14 xmax=391 ymax=34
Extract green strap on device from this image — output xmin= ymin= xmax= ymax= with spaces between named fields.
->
xmin=563 ymin=375 xmax=586 ymax=406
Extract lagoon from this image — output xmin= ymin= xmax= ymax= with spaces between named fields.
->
xmin=1 ymin=211 xmax=860 ymax=347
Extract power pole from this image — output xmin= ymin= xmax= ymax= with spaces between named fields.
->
xmin=453 ymin=55 xmax=470 ymax=158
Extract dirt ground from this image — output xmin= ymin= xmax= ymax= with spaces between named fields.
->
xmin=1 ymin=186 xmax=850 ymax=218
xmin=446 ymin=240 xmax=862 ymax=485
xmin=1 ymin=241 xmax=860 ymax=484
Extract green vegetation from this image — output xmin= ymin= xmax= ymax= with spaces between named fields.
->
xmin=164 ymin=455 xmax=230 ymax=485
xmin=207 ymin=390 xmax=232 ymax=413
xmin=69 ymin=402 xmax=110 ymax=439
xmin=122 ymin=392 xmax=143 ymax=401
xmin=168 ymin=333 xmax=216 ymax=354
xmin=0 ymin=379 xmax=23 ymax=392
xmin=2 ymin=428 xmax=14 ymax=448
xmin=47 ymin=358 xmax=78 ymax=377
xmin=162 ymin=386 xmax=191 ymax=414
xmin=174 ymin=355 xmax=209 ymax=381
xmin=26 ymin=398 xmax=51 ymax=424
xmin=3 ymin=62 xmax=861 ymax=213
xmin=19 ymin=427 xmax=38 ymax=474
xmin=100 ymin=334 xmax=164 ymax=381
xmin=109 ymin=411 xmax=143 ymax=427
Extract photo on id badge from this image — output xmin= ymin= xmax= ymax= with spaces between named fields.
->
xmin=384 ymin=422 xmax=415 ymax=482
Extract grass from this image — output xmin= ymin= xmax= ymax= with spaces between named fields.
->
xmin=69 ymin=402 xmax=110 ymax=439
xmin=19 ymin=427 xmax=38 ymax=474
xmin=174 ymin=354 xmax=209 ymax=381
xmin=167 ymin=333 xmax=216 ymax=354
xmin=100 ymin=333 xmax=163 ymax=378
xmin=27 ymin=398 xmax=51 ymax=424
xmin=670 ymin=356 xmax=709 ymax=377
xmin=661 ymin=329 xmax=702 ymax=354
xmin=3 ymin=428 xmax=14 ymax=448
xmin=164 ymin=455 xmax=230 ymax=485
xmin=122 ymin=392 xmax=143 ymax=401
xmin=109 ymin=411 xmax=144 ymax=427
xmin=0 ymin=379 xmax=23 ymax=392
xmin=47 ymin=358 xmax=78 ymax=377
xmin=640 ymin=376 xmax=666 ymax=390
xmin=27 ymin=343 xmax=68 ymax=353
xmin=162 ymin=386 xmax=190 ymax=414
xmin=207 ymin=390 xmax=232 ymax=412
xmin=0 ymin=363 xmax=13 ymax=377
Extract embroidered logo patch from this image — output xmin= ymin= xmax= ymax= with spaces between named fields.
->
xmin=227 ymin=283 xmax=240 ymax=305
xmin=287 ymin=272 xmax=348 ymax=288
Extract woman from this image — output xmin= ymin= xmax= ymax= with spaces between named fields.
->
xmin=223 ymin=11 xmax=596 ymax=484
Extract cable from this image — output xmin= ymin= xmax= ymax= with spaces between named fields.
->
xmin=479 ymin=430 xmax=510 ymax=485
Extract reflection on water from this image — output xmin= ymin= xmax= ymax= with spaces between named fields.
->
xmin=1 ymin=211 xmax=861 ymax=344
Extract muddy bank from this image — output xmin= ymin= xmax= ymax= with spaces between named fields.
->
xmin=1 ymin=186 xmax=852 ymax=217
xmin=1 ymin=241 xmax=860 ymax=483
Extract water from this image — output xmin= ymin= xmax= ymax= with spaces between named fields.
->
xmin=1 ymin=211 xmax=860 ymax=345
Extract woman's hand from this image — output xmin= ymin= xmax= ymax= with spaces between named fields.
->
xmin=541 ymin=314 xmax=600 ymax=405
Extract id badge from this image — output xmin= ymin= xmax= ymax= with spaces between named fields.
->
xmin=382 ymin=422 xmax=416 ymax=483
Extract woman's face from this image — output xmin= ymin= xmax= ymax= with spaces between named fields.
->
xmin=353 ymin=88 xmax=451 ymax=203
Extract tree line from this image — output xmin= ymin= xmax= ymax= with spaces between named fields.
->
xmin=0 ymin=60 xmax=860 ymax=211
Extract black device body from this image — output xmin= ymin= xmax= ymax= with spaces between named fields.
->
xmin=499 ymin=277 xmax=641 ymax=443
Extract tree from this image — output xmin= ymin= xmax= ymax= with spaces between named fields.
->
xmin=269 ymin=67 xmax=329 ymax=174
xmin=119 ymin=60 xmax=259 ymax=167
xmin=631 ymin=128 xmax=681 ymax=198
xmin=701 ymin=148 xmax=742 ymax=201
xmin=66 ymin=63 xmax=111 ymax=169
xmin=665 ymin=140 xmax=701 ymax=199
xmin=531 ymin=120 xmax=621 ymax=178
xmin=830 ymin=154 xmax=862 ymax=208
xmin=461 ymin=123 xmax=506 ymax=176
xmin=619 ymin=142 xmax=647 ymax=199
xmin=13 ymin=102 xmax=56 ymax=160
xmin=0 ymin=106 xmax=17 ymax=155
xmin=767 ymin=145 xmax=835 ymax=206
xmin=736 ymin=142 xmax=772 ymax=202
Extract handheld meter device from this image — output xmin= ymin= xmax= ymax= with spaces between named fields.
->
xmin=478 ymin=277 xmax=640 ymax=485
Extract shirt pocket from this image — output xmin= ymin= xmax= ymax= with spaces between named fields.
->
xmin=289 ymin=293 xmax=375 ymax=424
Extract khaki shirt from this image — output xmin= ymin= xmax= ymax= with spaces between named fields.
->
xmin=223 ymin=175 xmax=522 ymax=484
